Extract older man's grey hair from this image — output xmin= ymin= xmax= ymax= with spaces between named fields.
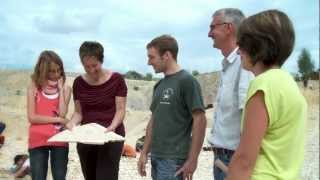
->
xmin=213 ymin=8 xmax=245 ymax=34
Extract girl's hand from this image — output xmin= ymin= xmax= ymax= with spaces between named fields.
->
xmin=57 ymin=117 xmax=69 ymax=124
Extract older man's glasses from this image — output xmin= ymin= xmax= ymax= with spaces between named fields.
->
xmin=210 ymin=22 xmax=230 ymax=30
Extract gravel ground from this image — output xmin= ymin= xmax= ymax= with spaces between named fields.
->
xmin=0 ymin=71 xmax=318 ymax=180
xmin=0 ymin=105 xmax=318 ymax=180
xmin=300 ymin=104 xmax=319 ymax=180
xmin=65 ymin=144 xmax=213 ymax=180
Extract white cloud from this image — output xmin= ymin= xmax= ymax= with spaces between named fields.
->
xmin=0 ymin=0 xmax=318 ymax=74
xmin=33 ymin=10 xmax=103 ymax=34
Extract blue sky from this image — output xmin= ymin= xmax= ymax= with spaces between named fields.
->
xmin=0 ymin=0 xmax=318 ymax=75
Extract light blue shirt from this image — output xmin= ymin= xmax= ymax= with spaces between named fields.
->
xmin=208 ymin=47 xmax=254 ymax=150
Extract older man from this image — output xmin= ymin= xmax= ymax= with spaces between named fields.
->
xmin=207 ymin=8 xmax=254 ymax=180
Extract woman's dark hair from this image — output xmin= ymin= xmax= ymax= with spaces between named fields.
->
xmin=237 ymin=9 xmax=295 ymax=67
xmin=79 ymin=41 xmax=104 ymax=63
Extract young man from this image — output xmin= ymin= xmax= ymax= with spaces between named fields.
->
xmin=137 ymin=35 xmax=207 ymax=180
xmin=207 ymin=8 xmax=254 ymax=180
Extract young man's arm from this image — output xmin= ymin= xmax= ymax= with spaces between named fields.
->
xmin=137 ymin=116 xmax=154 ymax=176
xmin=175 ymin=109 xmax=207 ymax=180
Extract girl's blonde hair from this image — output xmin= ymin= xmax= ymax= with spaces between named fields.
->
xmin=31 ymin=50 xmax=66 ymax=88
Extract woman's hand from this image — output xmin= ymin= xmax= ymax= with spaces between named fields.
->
xmin=65 ymin=120 xmax=76 ymax=130
xmin=105 ymin=125 xmax=116 ymax=132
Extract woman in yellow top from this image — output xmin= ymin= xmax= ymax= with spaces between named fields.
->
xmin=227 ymin=10 xmax=307 ymax=180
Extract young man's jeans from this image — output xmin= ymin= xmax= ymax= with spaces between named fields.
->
xmin=29 ymin=146 xmax=68 ymax=180
xmin=213 ymin=149 xmax=234 ymax=180
xmin=151 ymin=156 xmax=185 ymax=180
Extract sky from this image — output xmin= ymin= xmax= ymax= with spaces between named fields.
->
xmin=0 ymin=0 xmax=318 ymax=75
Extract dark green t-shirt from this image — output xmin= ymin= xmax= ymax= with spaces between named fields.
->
xmin=150 ymin=70 xmax=205 ymax=159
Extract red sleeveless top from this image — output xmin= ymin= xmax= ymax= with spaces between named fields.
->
xmin=28 ymin=90 xmax=67 ymax=149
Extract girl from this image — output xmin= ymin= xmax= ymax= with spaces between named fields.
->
xmin=27 ymin=50 xmax=71 ymax=180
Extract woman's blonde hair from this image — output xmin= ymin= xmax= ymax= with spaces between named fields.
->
xmin=31 ymin=50 xmax=66 ymax=88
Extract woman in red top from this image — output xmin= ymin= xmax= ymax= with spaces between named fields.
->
xmin=27 ymin=50 xmax=71 ymax=180
xmin=67 ymin=41 xmax=127 ymax=180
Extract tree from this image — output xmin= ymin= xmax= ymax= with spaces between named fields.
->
xmin=297 ymin=48 xmax=315 ymax=87
xmin=125 ymin=71 xmax=144 ymax=80
xmin=145 ymin=73 xmax=153 ymax=81
xmin=192 ymin=70 xmax=200 ymax=76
